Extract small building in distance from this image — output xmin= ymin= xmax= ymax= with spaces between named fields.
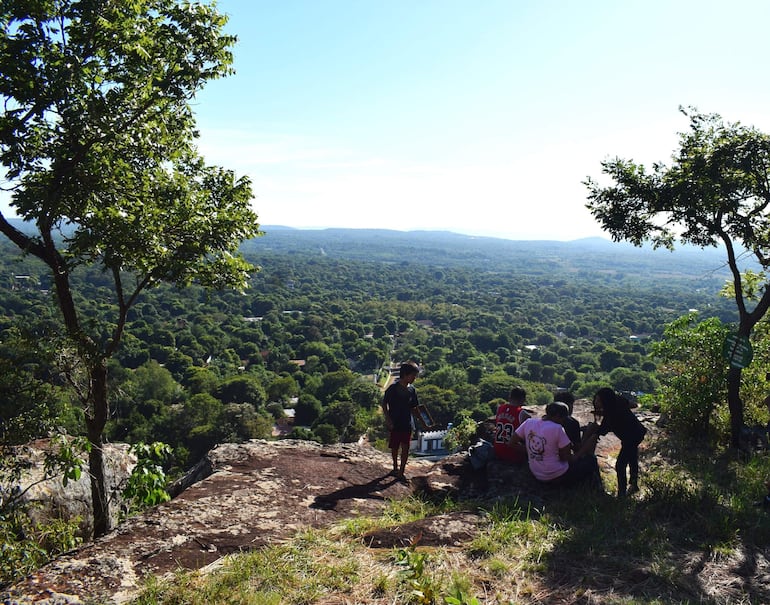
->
xmin=411 ymin=428 xmax=448 ymax=455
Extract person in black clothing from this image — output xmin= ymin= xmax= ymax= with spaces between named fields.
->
xmin=590 ymin=387 xmax=647 ymax=498
xmin=553 ymin=390 xmax=582 ymax=453
xmin=382 ymin=361 xmax=420 ymax=481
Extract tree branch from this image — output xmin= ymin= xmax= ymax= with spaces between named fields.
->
xmin=720 ymin=229 xmax=748 ymax=321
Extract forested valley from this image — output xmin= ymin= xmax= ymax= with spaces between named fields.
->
xmin=0 ymin=225 xmax=739 ymax=472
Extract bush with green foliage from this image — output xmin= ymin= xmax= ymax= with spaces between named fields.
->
xmin=442 ymin=412 xmax=480 ymax=453
xmin=122 ymin=442 xmax=172 ymax=518
xmin=0 ymin=436 xmax=87 ymax=588
xmin=0 ymin=510 xmax=80 ymax=589
xmin=651 ymin=313 xmax=731 ymax=442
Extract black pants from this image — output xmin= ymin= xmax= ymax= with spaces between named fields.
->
xmin=616 ymin=440 xmax=641 ymax=495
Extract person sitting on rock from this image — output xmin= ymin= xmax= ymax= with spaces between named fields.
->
xmin=492 ymin=386 xmax=531 ymax=464
xmin=512 ymin=402 xmax=600 ymax=488
xmin=553 ymin=390 xmax=582 ymax=453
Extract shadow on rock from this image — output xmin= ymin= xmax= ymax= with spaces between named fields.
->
xmin=311 ymin=472 xmax=399 ymax=510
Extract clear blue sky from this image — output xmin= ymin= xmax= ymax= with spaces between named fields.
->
xmin=15 ymin=1 xmax=770 ymax=242
xmin=192 ymin=0 xmax=770 ymax=241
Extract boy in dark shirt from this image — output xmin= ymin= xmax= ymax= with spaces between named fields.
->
xmin=553 ymin=390 xmax=582 ymax=452
xmin=382 ymin=361 xmax=420 ymax=481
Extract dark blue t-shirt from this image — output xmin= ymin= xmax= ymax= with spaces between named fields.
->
xmin=383 ymin=382 xmax=419 ymax=432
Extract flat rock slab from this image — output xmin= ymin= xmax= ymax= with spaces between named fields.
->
xmin=4 ymin=440 xmax=430 ymax=605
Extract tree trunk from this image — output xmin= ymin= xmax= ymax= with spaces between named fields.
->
xmin=85 ymin=360 xmax=111 ymax=538
xmin=727 ymin=366 xmax=744 ymax=449
xmin=85 ymin=423 xmax=110 ymax=538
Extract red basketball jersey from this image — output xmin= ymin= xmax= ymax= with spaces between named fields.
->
xmin=493 ymin=403 xmax=527 ymax=463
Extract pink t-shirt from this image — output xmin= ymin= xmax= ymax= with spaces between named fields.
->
xmin=515 ymin=417 xmax=570 ymax=481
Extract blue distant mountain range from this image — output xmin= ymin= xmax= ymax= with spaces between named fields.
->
xmin=5 ymin=218 xmax=741 ymax=286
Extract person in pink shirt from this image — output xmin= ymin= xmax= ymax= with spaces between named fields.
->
xmin=514 ymin=402 xmax=600 ymax=487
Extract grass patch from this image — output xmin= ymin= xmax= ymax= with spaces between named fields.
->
xmin=132 ymin=529 xmax=361 ymax=605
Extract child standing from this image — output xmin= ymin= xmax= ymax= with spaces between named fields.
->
xmin=592 ymin=387 xmax=647 ymax=497
xmin=381 ymin=361 xmax=420 ymax=482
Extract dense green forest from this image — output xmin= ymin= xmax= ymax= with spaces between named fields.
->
xmin=0 ymin=225 xmax=741 ymax=469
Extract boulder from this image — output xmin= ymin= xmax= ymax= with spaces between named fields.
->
xmin=11 ymin=439 xmax=136 ymax=539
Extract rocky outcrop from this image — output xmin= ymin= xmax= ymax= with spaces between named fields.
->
xmin=3 ymin=401 xmax=643 ymax=605
xmin=3 ymin=440 xmax=429 ymax=604
xmin=11 ymin=440 xmax=136 ymax=539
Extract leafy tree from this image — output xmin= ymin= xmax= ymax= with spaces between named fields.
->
xmin=182 ymin=367 xmax=219 ymax=395
xmin=267 ymin=374 xmax=298 ymax=404
xmin=360 ymin=346 xmax=387 ymax=372
xmin=0 ymin=327 xmax=73 ymax=442
xmin=599 ymin=348 xmax=624 ymax=372
xmin=608 ymin=367 xmax=657 ymax=394
xmin=650 ymin=314 xmax=730 ymax=441
xmin=737 ymin=317 xmax=770 ymax=425
xmin=0 ymin=1 xmax=260 ymax=536
xmin=416 ymin=383 xmax=460 ymax=426
xmin=221 ymin=403 xmax=272 ymax=441
xmin=216 ymin=375 xmax=267 ymax=407
xmin=525 ymin=360 xmax=543 ymax=382
xmin=293 ymin=393 xmax=322 ymax=426
xmin=313 ymin=423 xmax=339 ymax=445
xmin=422 ymin=366 xmax=467 ymax=391
xmin=283 ymin=426 xmax=316 ymax=441
xmin=562 ymin=368 xmax=579 ymax=389
xmin=178 ymin=392 xmax=224 ymax=463
xmin=466 ymin=366 xmax=484 ymax=385
xmin=314 ymin=400 xmax=358 ymax=441
xmin=585 ymin=108 xmax=770 ymax=447
xmin=131 ymin=361 xmax=184 ymax=405
xmin=163 ymin=350 xmax=195 ymax=382
xmin=265 ymin=401 xmax=285 ymax=421
xmin=0 ymin=329 xmax=85 ymax=585
xmin=348 ymin=379 xmax=381 ymax=410
xmin=115 ymin=333 xmax=151 ymax=369
xmin=316 ymin=369 xmax=356 ymax=404
xmin=477 ymin=372 xmax=519 ymax=404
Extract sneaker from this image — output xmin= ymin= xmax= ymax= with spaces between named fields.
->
xmin=627 ymin=484 xmax=639 ymax=496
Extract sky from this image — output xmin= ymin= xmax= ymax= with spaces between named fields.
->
xmin=12 ymin=1 xmax=770 ymax=242
xmin=189 ymin=0 xmax=770 ymax=241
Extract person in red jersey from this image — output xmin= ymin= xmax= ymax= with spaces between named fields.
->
xmin=493 ymin=386 xmax=530 ymax=463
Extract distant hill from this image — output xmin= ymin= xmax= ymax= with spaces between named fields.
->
xmin=243 ymin=226 xmax=736 ymax=289
xmin=4 ymin=219 xmax=740 ymax=290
